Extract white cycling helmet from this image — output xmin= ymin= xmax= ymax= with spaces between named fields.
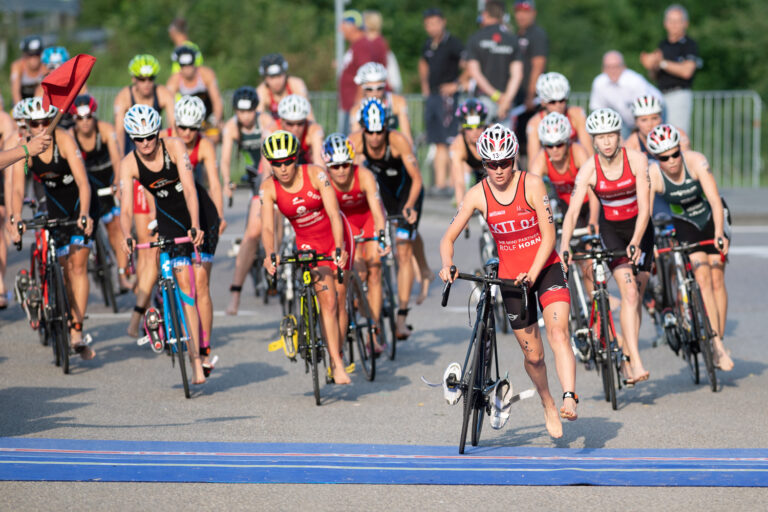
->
xmin=124 ymin=104 xmax=162 ymax=138
xmin=476 ymin=123 xmax=519 ymax=161
xmin=24 ymin=97 xmax=58 ymax=120
xmin=354 ymin=61 xmax=388 ymax=85
xmin=322 ymin=133 xmax=355 ymax=165
xmin=586 ymin=108 xmax=622 ymax=135
xmin=538 ymin=112 xmax=572 ymax=146
xmin=646 ymin=124 xmax=681 ymax=155
xmin=632 ymin=95 xmax=663 ymax=117
xmin=12 ymin=100 xmax=28 ymax=121
xmin=536 ymin=72 xmax=570 ymax=103
xmin=174 ymin=95 xmax=206 ymax=129
xmin=277 ymin=94 xmax=311 ymax=122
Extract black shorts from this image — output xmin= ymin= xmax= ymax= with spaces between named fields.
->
xmin=384 ymin=188 xmax=424 ymax=241
xmin=575 ymin=202 xmax=590 ymax=229
xmin=424 ymin=94 xmax=459 ymax=145
xmin=167 ymin=220 xmax=220 ymax=264
xmin=672 ymin=216 xmax=723 ymax=256
xmin=501 ymin=262 xmax=571 ymax=330
xmin=599 ymin=216 xmax=654 ymax=272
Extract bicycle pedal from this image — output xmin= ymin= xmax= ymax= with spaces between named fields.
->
xmin=137 ymin=335 xmax=151 ymax=346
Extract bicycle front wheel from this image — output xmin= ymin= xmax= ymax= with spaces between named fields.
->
xmin=349 ymin=272 xmax=375 ymax=381
xmin=381 ymin=268 xmax=397 ymax=361
xmin=165 ymin=283 xmax=190 ymax=399
xmin=307 ymin=291 xmax=322 ymax=406
xmin=691 ymin=283 xmax=718 ymax=392
xmin=51 ymin=263 xmax=70 ymax=374
xmin=460 ymin=320 xmax=485 ymax=454
xmin=597 ymin=293 xmax=617 ymax=409
xmin=98 ymin=230 xmax=118 ymax=313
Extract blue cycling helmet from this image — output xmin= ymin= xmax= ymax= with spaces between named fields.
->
xmin=359 ymin=97 xmax=387 ymax=133
xmin=42 ymin=46 xmax=70 ymax=70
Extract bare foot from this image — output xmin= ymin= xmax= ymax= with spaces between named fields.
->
xmin=191 ymin=358 xmax=206 ymax=385
xmin=226 ymin=292 xmax=240 ymax=316
xmin=544 ymin=405 xmax=563 ymax=438
xmin=332 ymin=367 xmax=352 ymax=385
xmin=396 ymin=315 xmax=412 ymax=340
xmin=416 ymin=271 xmax=434 ymax=305
xmin=560 ymin=397 xmax=578 ymax=421
xmin=631 ymin=363 xmax=650 ymax=383
xmin=71 ymin=331 xmax=96 ymax=360
xmin=118 ymin=276 xmax=135 ymax=293
xmin=715 ymin=348 xmax=734 ymax=371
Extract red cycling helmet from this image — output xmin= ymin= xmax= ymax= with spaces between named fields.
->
xmin=69 ymin=94 xmax=98 ymax=117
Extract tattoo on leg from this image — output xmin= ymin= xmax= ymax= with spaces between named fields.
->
xmin=624 ymin=272 xmax=632 ymax=284
xmin=553 ymin=311 xmax=558 ymax=321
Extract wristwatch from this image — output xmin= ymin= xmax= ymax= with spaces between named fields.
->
xmin=659 ymin=60 xmax=668 ymax=70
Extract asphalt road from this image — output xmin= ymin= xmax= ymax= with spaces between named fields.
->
xmin=2 ymin=190 xmax=767 ymax=509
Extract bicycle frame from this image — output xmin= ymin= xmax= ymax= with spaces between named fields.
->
xmin=157 ymin=251 xmax=192 ymax=354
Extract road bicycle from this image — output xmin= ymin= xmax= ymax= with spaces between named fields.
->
xmin=441 ymin=259 xmax=528 ymax=454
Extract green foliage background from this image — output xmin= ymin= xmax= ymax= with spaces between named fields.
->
xmin=4 ymin=0 xmax=767 ymax=97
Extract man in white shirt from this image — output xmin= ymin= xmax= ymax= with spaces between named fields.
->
xmin=590 ymin=50 xmax=661 ymax=137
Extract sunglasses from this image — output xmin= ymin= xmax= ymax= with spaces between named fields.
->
xmin=364 ymin=129 xmax=384 ymax=135
xmin=177 ymin=125 xmax=199 ymax=132
xmin=483 ymin=159 xmax=514 ymax=170
xmin=546 ymin=99 xmax=567 ymax=105
xmin=75 ymin=114 xmax=93 ymax=121
xmin=269 ymin=157 xmax=297 ymax=167
xmin=282 ymin=120 xmax=305 ymax=128
xmin=544 ymin=142 xmax=567 ymax=149
xmin=135 ymin=76 xmax=155 ymax=82
xmin=132 ymin=133 xmax=158 ymax=143
xmin=329 ymin=163 xmax=351 ymax=170
xmin=462 ymin=124 xmax=485 ymax=130
xmin=363 ymin=85 xmax=386 ymax=92
xmin=657 ymin=149 xmax=681 ymax=162
xmin=28 ymin=119 xmax=51 ymax=128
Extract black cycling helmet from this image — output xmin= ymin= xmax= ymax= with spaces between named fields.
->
xmin=259 ymin=53 xmax=288 ymax=77
xmin=232 ymin=86 xmax=259 ymax=111
xmin=20 ymin=35 xmax=43 ymax=55
xmin=172 ymin=45 xmax=199 ymax=67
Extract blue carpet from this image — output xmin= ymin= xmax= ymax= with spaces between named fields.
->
xmin=1 ymin=438 xmax=767 ymax=486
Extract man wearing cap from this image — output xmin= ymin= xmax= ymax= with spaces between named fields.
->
xmin=10 ymin=35 xmax=48 ymax=105
xmin=589 ymin=50 xmax=661 ymax=138
xmin=466 ymin=0 xmax=523 ymax=124
xmin=419 ymin=8 xmax=465 ymax=193
xmin=339 ymin=9 xmax=387 ymax=134
xmin=640 ymin=4 xmax=701 ymax=135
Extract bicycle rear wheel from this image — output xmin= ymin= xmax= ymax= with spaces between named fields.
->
xmin=691 ymin=284 xmax=717 ymax=392
xmin=381 ymin=268 xmax=397 ymax=361
xmin=349 ymin=273 xmax=375 ymax=381
xmin=96 ymin=229 xmax=118 ymax=313
xmin=165 ymin=284 xmax=190 ymax=399
xmin=51 ymin=263 xmax=71 ymax=374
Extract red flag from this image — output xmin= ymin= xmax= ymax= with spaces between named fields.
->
xmin=41 ymin=54 xmax=97 ymax=112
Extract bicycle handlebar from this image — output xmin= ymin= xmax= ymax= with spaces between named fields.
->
xmin=15 ymin=216 xmax=87 ymax=251
xmin=441 ymin=265 xmax=528 ymax=321
xmin=272 ymin=249 xmax=344 ymax=283
xmin=656 ymin=238 xmax=723 ymax=255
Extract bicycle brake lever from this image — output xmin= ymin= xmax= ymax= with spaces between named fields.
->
xmin=441 ymin=265 xmax=456 ymax=307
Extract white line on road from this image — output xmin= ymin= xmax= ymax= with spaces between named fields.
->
xmin=87 ymin=310 xmax=267 ymax=319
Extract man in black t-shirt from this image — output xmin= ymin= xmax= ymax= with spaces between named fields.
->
xmin=466 ymin=0 xmax=522 ymax=125
xmin=641 ymin=4 xmax=701 ymax=134
xmin=419 ymin=8 xmax=465 ymax=193
xmin=512 ymin=0 xmax=548 ymax=160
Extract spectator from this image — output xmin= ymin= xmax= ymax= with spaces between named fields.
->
xmin=466 ymin=0 xmax=523 ymax=123
xmin=512 ymin=0 xmax=548 ymax=159
xmin=10 ymin=35 xmax=47 ymax=105
xmin=364 ymin=9 xmax=402 ymax=93
xmin=418 ymin=8 xmax=465 ymax=194
xmin=338 ymin=9 xmax=386 ymax=134
xmin=590 ymin=50 xmax=661 ymax=138
xmin=640 ymin=4 xmax=701 ymax=134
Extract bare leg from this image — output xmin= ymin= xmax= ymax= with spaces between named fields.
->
xmin=174 ymin=264 xmax=204 ymax=384
xmin=128 ymin=212 xmax=158 ymax=337
xmin=227 ymin=201 xmax=261 ymax=315
xmin=63 ymin=247 xmax=95 ymax=359
xmin=314 ymin=268 xmax=350 ymax=384
xmin=541 ymin=301 xmax=578 ymax=420
xmin=513 ymin=323 xmax=562 ymax=438
xmin=0 ymin=205 xmax=7 ymax=307
xmin=433 ymin=143 xmax=450 ymax=189
xmin=413 ymin=233 xmax=433 ymax=305
xmin=692 ymin=254 xmax=733 ymax=371
xmin=612 ymin=265 xmax=649 ymax=382
xmin=194 ymin=262 xmax=214 ymax=366
xmin=105 ymin=218 xmax=132 ymax=290
xmin=709 ymin=255 xmax=728 ymax=339
xmin=395 ymin=239 xmax=414 ymax=338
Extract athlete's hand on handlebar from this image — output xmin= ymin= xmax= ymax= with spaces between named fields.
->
xmin=122 ymin=237 xmax=135 ymax=256
xmin=514 ymin=271 xmax=533 ymax=287
xmin=188 ymin=227 xmax=204 ymax=247
xmin=439 ymin=264 xmax=457 ymax=283
xmin=402 ymin=206 xmax=417 ymax=225
xmin=264 ymin=253 xmax=280 ymax=276
xmin=81 ymin=215 xmax=94 ymax=237
xmin=334 ymin=247 xmax=349 ymax=270
xmin=218 ymin=218 xmax=227 ymax=235
xmin=627 ymin=242 xmax=641 ymax=265
xmin=716 ymin=234 xmax=729 ymax=256
xmin=26 ymin=133 xmax=53 ymax=157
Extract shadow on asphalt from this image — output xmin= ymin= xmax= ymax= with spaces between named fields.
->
xmin=494 ymin=415 xmax=623 ymax=449
xmin=0 ymin=386 xmax=93 ymax=436
xmin=201 ymin=361 xmax=288 ymax=396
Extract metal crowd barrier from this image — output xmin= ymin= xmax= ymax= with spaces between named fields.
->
xmin=89 ymin=87 xmax=762 ymax=188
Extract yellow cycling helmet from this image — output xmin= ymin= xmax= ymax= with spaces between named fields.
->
xmin=262 ymin=130 xmax=299 ymax=161
xmin=128 ymin=54 xmax=160 ymax=78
